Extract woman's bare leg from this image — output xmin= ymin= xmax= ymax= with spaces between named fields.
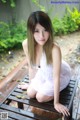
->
xmin=36 ymin=92 xmax=53 ymax=103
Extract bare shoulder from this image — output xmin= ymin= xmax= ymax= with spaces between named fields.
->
xmin=52 ymin=43 xmax=61 ymax=60
xmin=22 ymin=39 xmax=28 ymax=48
xmin=52 ymin=43 xmax=61 ymax=53
xmin=22 ymin=39 xmax=28 ymax=55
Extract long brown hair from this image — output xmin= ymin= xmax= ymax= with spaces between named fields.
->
xmin=27 ymin=11 xmax=54 ymax=65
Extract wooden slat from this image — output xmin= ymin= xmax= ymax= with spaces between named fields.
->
xmin=7 ymin=95 xmax=67 ymax=113
xmin=8 ymin=95 xmax=55 ymax=111
xmin=0 ymin=104 xmax=53 ymax=120
xmin=12 ymin=91 xmax=70 ymax=103
xmin=8 ymin=118 xmax=15 ymax=120
xmin=0 ymin=109 xmax=33 ymax=120
xmin=14 ymin=88 xmax=24 ymax=93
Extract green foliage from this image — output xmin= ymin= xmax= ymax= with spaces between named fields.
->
xmin=1 ymin=0 xmax=6 ymax=3
xmin=67 ymin=7 xmax=80 ymax=27
xmin=52 ymin=7 xmax=80 ymax=35
xmin=0 ymin=22 xmax=11 ymax=40
xmin=0 ymin=21 xmax=27 ymax=52
xmin=52 ymin=18 xmax=65 ymax=35
xmin=1 ymin=0 xmax=16 ymax=7
xmin=9 ymin=21 xmax=27 ymax=40
xmin=32 ymin=0 xmax=46 ymax=12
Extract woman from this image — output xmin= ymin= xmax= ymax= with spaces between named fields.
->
xmin=18 ymin=11 xmax=71 ymax=116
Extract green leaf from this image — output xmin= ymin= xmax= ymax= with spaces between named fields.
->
xmin=1 ymin=0 xmax=6 ymax=3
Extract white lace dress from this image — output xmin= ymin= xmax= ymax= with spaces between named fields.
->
xmin=30 ymin=52 xmax=71 ymax=96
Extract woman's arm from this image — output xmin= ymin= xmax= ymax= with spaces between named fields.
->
xmin=52 ymin=44 xmax=61 ymax=105
xmin=22 ymin=39 xmax=29 ymax=66
xmin=52 ymin=44 xmax=70 ymax=116
xmin=22 ymin=39 xmax=38 ymax=80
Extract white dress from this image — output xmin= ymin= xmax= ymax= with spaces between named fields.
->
xmin=30 ymin=52 xmax=71 ymax=96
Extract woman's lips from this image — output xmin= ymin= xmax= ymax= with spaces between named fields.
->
xmin=39 ymin=39 xmax=45 ymax=41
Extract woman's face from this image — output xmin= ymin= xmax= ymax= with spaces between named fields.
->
xmin=33 ymin=23 xmax=50 ymax=46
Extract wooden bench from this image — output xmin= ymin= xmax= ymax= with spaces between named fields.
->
xmin=0 ymin=75 xmax=77 ymax=120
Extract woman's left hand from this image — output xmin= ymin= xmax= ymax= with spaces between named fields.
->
xmin=54 ymin=103 xmax=70 ymax=116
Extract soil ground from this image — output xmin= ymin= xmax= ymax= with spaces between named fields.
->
xmin=0 ymin=31 xmax=80 ymax=81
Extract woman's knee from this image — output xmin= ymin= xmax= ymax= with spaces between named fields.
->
xmin=27 ymin=86 xmax=36 ymax=98
xmin=36 ymin=93 xmax=53 ymax=103
xmin=36 ymin=93 xmax=46 ymax=103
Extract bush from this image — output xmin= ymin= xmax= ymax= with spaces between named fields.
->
xmin=0 ymin=22 xmax=11 ymax=40
xmin=0 ymin=21 xmax=27 ymax=52
xmin=52 ymin=7 xmax=80 ymax=35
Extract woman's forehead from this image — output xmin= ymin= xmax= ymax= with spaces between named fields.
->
xmin=35 ymin=23 xmax=45 ymax=29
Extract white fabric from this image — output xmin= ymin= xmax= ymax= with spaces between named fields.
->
xmin=30 ymin=52 xmax=71 ymax=96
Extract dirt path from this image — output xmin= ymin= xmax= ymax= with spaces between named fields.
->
xmin=0 ymin=49 xmax=25 ymax=80
xmin=0 ymin=31 xmax=80 ymax=81
xmin=55 ymin=31 xmax=80 ymax=61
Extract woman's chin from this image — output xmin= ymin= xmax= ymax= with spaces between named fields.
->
xmin=38 ymin=41 xmax=46 ymax=45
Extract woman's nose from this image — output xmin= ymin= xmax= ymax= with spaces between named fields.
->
xmin=40 ymin=31 xmax=44 ymax=38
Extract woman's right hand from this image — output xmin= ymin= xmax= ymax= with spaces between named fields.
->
xmin=54 ymin=103 xmax=70 ymax=117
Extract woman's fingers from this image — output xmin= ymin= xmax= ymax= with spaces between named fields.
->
xmin=54 ymin=103 xmax=70 ymax=117
xmin=61 ymin=107 xmax=69 ymax=116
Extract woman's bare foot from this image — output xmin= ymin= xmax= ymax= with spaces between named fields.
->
xmin=18 ymin=83 xmax=29 ymax=90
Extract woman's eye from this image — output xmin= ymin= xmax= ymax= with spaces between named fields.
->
xmin=34 ymin=30 xmax=39 ymax=32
